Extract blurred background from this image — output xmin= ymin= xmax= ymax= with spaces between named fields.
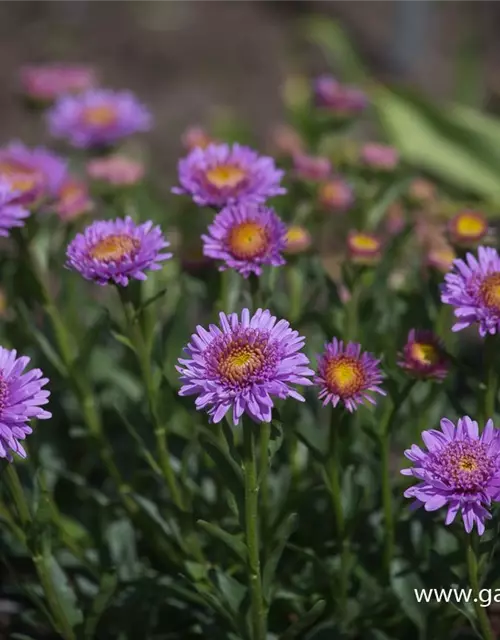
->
xmin=2 ymin=0 xmax=500 ymax=178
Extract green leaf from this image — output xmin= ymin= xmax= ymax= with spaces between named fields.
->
xmin=105 ymin=518 xmax=139 ymax=582
xmin=213 ymin=570 xmax=247 ymax=616
xmin=75 ymin=311 xmax=110 ymax=369
xmin=44 ymin=554 xmax=84 ymax=629
xmin=197 ymin=520 xmax=247 ymax=563
xmin=263 ymin=513 xmax=298 ymax=604
xmin=280 ymin=600 xmax=326 ymax=639
xmin=83 ymin=572 xmax=117 ymax=640
xmin=199 ymin=427 xmax=244 ymax=498
xmin=114 ymin=403 xmax=162 ymax=476
xmin=390 ymin=559 xmax=428 ymax=632
xmin=110 ymin=330 xmax=136 ymax=353
xmin=365 ymin=178 xmax=412 ymax=231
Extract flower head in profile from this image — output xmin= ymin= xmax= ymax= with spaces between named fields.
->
xmin=448 ymin=210 xmax=488 ymax=247
xmin=361 ymin=143 xmax=399 ymax=171
xmin=284 ymin=225 xmax=312 ymax=255
xmin=319 ymin=178 xmax=354 ymax=213
xmin=87 ymin=155 xmax=144 ymax=187
xmin=48 ymin=89 xmax=152 ymax=148
xmin=408 ymin=178 xmax=436 ymax=206
xmin=347 ymin=231 xmax=382 ymax=265
xmin=0 ymin=142 xmax=67 ymax=205
xmin=182 ymin=126 xmax=214 ymax=151
xmin=20 ymin=64 xmax=96 ymax=103
xmin=315 ymin=338 xmax=385 ymax=412
xmin=172 ymin=143 xmax=285 ymax=207
xmin=398 ymin=329 xmax=449 ymax=381
xmin=402 ymin=416 xmax=500 ymax=535
xmin=313 ymin=75 xmax=368 ymax=115
xmin=427 ymin=246 xmax=456 ymax=274
xmin=202 ymin=203 xmax=286 ymax=277
xmin=293 ymin=153 xmax=331 ymax=182
xmin=0 ymin=180 xmax=30 ymax=236
xmin=0 ymin=346 xmax=51 ymax=460
xmin=441 ymin=246 xmax=500 ymax=336
xmin=66 ymin=216 xmax=171 ymax=286
xmin=53 ymin=177 xmax=93 ymax=221
xmin=271 ymin=124 xmax=304 ymax=158
xmin=177 ymin=308 xmax=314 ymax=424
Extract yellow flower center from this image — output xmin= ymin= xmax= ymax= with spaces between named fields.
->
xmin=349 ymin=233 xmax=380 ymax=253
xmin=0 ymin=161 xmax=40 ymax=194
xmin=206 ymin=164 xmax=246 ymax=189
xmin=454 ymin=213 xmax=487 ymax=239
xmin=82 ymin=105 xmax=117 ymax=127
xmin=89 ymin=234 xmax=139 ymax=262
xmin=286 ymin=226 xmax=306 ymax=244
xmin=228 ymin=221 xmax=268 ymax=259
xmin=480 ymin=273 xmax=500 ymax=311
xmin=458 ymin=455 xmax=478 ymax=473
xmin=218 ymin=342 xmax=265 ymax=384
xmin=325 ymin=356 xmax=365 ymax=396
xmin=411 ymin=342 xmax=438 ymax=366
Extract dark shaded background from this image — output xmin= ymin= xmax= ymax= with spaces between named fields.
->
xmin=2 ymin=1 xmax=500 ymax=174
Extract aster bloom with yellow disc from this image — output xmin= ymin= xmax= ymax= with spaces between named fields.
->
xmin=0 ymin=141 xmax=67 ymax=205
xmin=0 ymin=180 xmax=30 ymax=236
xmin=441 ymin=246 xmax=500 ymax=336
xmin=319 ymin=178 xmax=354 ymax=213
xmin=202 ymin=203 xmax=287 ymax=277
xmin=347 ymin=231 xmax=382 ymax=264
xmin=47 ymin=89 xmax=152 ymax=148
xmin=315 ymin=338 xmax=385 ymax=412
xmin=0 ymin=346 xmax=51 ymax=460
xmin=172 ymin=142 xmax=285 ymax=207
xmin=402 ymin=416 xmax=500 ymax=535
xmin=66 ymin=216 xmax=172 ymax=286
xmin=427 ymin=246 xmax=456 ymax=274
xmin=177 ymin=308 xmax=314 ymax=424
xmin=398 ymin=329 xmax=449 ymax=381
xmin=448 ymin=210 xmax=488 ymax=247
xmin=284 ymin=225 xmax=312 ymax=255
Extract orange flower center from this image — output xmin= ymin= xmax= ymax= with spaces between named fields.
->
xmin=82 ymin=105 xmax=117 ymax=127
xmin=218 ymin=340 xmax=266 ymax=384
xmin=454 ymin=213 xmax=487 ymax=239
xmin=286 ymin=226 xmax=307 ymax=244
xmin=228 ymin=221 xmax=268 ymax=259
xmin=206 ymin=164 xmax=246 ymax=189
xmin=480 ymin=273 xmax=500 ymax=311
xmin=89 ymin=234 xmax=139 ymax=262
xmin=0 ymin=161 xmax=40 ymax=194
xmin=411 ymin=342 xmax=438 ymax=366
xmin=325 ymin=356 xmax=365 ymax=396
xmin=458 ymin=455 xmax=478 ymax=473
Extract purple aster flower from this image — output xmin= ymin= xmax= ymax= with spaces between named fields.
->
xmin=172 ymin=143 xmax=286 ymax=207
xmin=0 ymin=346 xmax=51 ymax=460
xmin=47 ymin=89 xmax=152 ymax=148
xmin=0 ymin=141 xmax=67 ymax=205
xmin=398 ymin=329 xmax=449 ymax=381
xmin=20 ymin=64 xmax=97 ymax=103
xmin=293 ymin=153 xmax=331 ymax=182
xmin=315 ymin=338 xmax=386 ymax=412
xmin=177 ymin=308 xmax=314 ymax=424
xmin=441 ymin=246 xmax=500 ymax=336
xmin=0 ymin=180 xmax=30 ymax=236
xmin=202 ymin=203 xmax=286 ymax=277
xmin=402 ymin=416 xmax=500 ymax=535
xmin=66 ymin=216 xmax=172 ymax=286
xmin=313 ymin=75 xmax=368 ymax=115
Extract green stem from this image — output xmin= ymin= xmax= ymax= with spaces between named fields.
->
xmin=242 ymin=418 xmax=266 ymax=640
xmin=466 ymin=537 xmax=495 ymax=640
xmin=327 ymin=411 xmax=348 ymax=609
xmin=118 ymin=289 xmax=184 ymax=512
xmin=482 ymin=335 xmax=498 ymax=422
xmin=344 ymin=284 xmax=360 ymax=342
xmin=4 ymin=464 xmax=31 ymax=526
xmin=380 ymin=420 xmax=394 ymax=583
xmin=259 ymin=421 xmax=271 ymax=539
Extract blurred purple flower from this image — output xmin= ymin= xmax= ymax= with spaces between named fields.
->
xmin=48 ymin=89 xmax=152 ymax=148
xmin=172 ymin=143 xmax=285 ymax=207
xmin=0 ymin=346 xmax=51 ymax=460
xmin=441 ymin=246 xmax=500 ymax=336
xmin=53 ymin=177 xmax=93 ymax=221
xmin=313 ymin=75 xmax=368 ymax=115
xmin=315 ymin=338 xmax=385 ymax=412
xmin=202 ymin=203 xmax=286 ymax=277
xmin=66 ymin=216 xmax=171 ymax=286
xmin=361 ymin=143 xmax=399 ymax=170
xmin=398 ymin=329 xmax=449 ymax=381
xmin=87 ymin=155 xmax=145 ymax=187
xmin=20 ymin=64 xmax=96 ymax=103
xmin=177 ymin=308 xmax=314 ymax=424
xmin=0 ymin=180 xmax=30 ymax=236
xmin=402 ymin=416 xmax=500 ymax=535
xmin=319 ymin=177 xmax=354 ymax=212
xmin=293 ymin=153 xmax=331 ymax=182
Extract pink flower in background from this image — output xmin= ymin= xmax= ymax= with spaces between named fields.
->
xmin=284 ymin=225 xmax=312 ymax=255
xmin=271 ymin=125 xmax=304 ymax=157
xmin=361 ymin=143 xmax=399 ymax=171
xmin=53 ymin=178 xmax=93 ymax=221
xmin=293 ymin=153 xmax=331 ymax=182
xmin=347 ymin=231 xmax=382 ymax=264
xmin=313 ymin=75 xmax=368 ymax=115
xmin=182 ymin=126 xmax=214 ymax=151
xmin=20 ymin=64 xmax=96 ymax=103
xmin=87 ymin=155 xmax=145 ymax=187
xmin=448 ymin=210 xmax=488 ymax=247
xmin=319 ymin=178 xmax=354 ymax=212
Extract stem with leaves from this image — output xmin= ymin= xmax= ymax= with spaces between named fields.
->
xmin=466 ymin=535 xmax=494 ymax=640
xmin=242 ymin=417 xmax=267 ymax=640
xmin=482 ymin=335 xmax=498 ymax=423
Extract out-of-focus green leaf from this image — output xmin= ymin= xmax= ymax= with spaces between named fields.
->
xmin=373 ymin=86 xmax=500 ymax=201
xmin=83 ymin=572 xmax=117 ymax=640
xmin=390 ymin=560 xmax=427 ymax=632
xmin=365 ymin=178 xmax=412 ymax=231
xmin=280 ymin=600 xmax=326 ymax=639
xmin=197 ymin=520 xmax=247 ymax=563
xmin=263 ymin=513 xmax=298 ymax=603
xmin=105 ymin=518 xmax=139 ymax=582
xmin=43 ymin=555 xmax=84 ymax=630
